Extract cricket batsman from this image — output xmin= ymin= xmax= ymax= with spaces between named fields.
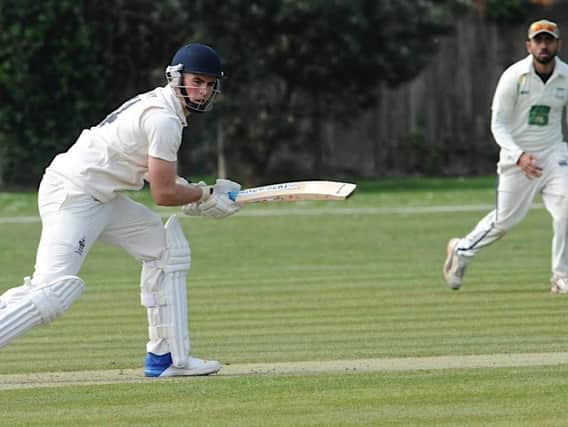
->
xmin=444 ymin=20 xmax=568 ymax=294
xmin=0 ymin=43 xmax=240 ymax=376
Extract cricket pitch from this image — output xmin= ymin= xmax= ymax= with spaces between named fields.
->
xmin=2 ymin=352 xmax=568 ymax=390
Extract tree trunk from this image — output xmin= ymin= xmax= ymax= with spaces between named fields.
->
xmin=216 ymin=121 xmax=226 ymax=179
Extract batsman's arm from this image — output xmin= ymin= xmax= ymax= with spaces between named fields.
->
xmin=147 ymin=156 xmax=210 ymax=206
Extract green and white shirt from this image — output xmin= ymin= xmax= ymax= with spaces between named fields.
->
xmin=491 ymin=54 xmax=568 ymax=171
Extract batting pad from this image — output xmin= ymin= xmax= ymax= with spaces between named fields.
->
xmin=141 ymin=215 xmax=191 ymax=368
xmin=0 ymin=276 xmax=34 ymax=308
xmin=0 ymin=275 xmax=85 ymax=348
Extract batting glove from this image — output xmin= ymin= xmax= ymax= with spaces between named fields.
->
xmin=182 ymin=178 xmax=241 ymax=218
xmin=198 ymin=193 xmax=240 ymax=218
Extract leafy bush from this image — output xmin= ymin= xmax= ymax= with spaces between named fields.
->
xmin=0 ymin=0 xmax=185 ymax=186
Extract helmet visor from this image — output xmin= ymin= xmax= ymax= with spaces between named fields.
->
xmin=178 ymin=80 xmax=220 ymax=113
xmin=166 ymin=65 xmax=221 ymax=113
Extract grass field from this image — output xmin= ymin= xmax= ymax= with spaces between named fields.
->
xmin=1 ymin=176 xmax=568 ymax=426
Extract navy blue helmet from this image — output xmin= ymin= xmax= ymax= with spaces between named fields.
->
xmin=166 ymin=44 xmax=223 ymax=113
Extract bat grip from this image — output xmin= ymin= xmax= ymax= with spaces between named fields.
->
xmin=228 ymin=191 xmax=238 ymax=201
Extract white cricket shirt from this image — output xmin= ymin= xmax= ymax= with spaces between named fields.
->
xmin=491 ymin=54 xmax=568 ymax=171
xmin=47 ymin=85 xmax=187 ymax=202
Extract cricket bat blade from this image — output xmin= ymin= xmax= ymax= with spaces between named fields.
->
xmin=229 ymin=180 xmax=357 ymax=204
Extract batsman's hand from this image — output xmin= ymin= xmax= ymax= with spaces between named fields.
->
xmin=199 ymin=193 xmax=240 ymax=218
xmin=212 ymin=178 xmax=241 ymax=197
xmin=182 ymin=178 xmax=241 ymax=218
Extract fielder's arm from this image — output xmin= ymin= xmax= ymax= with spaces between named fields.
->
xmin=490 ymin=71 xmax=524 ymax=166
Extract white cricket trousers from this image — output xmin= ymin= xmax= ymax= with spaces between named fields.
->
xmin=33 ymin=173 xmax=166 ymax=286
xmin=457 ymin=145 xmax=568 ymax=279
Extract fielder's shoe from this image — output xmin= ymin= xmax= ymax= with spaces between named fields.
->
xmin=551 ymin=277 xmax=568 ymax=294
xmin=443 ymin=238 xmax=471 ymax=290
xmin=144 ymin=352 xmax=222 ymax=377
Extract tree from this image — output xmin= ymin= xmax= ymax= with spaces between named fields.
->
xmin=0 ymin=0 xmax=463 ymax=186
xmin=0 ymin=0 xmax=187 ymax=186
xmin=188 ymin=0 xmax=461 ymax=182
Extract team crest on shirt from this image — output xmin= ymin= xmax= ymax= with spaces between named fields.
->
xmin=528 ymin=105 xmax=550 ymax=126
xmin=555 ymin=87 xmax=567 ymax=100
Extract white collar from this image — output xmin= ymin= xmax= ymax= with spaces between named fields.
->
xmin=163 ymin=84 xmax=187 ymax=126
xmin=524 ymin=54 xmax=568 ymax=79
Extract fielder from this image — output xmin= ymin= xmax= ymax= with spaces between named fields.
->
xmin=444 ymin=20 xmax=568 ymax=294
xmin=0 ymin=43 xmax=240 ymax=376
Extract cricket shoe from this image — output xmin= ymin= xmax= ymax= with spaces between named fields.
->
xmin=551 ymin=277 xmax=568 ymax=294
xmin=443 ymin=238 xmax=471 ymax=290
xmin=144 ymin=352 xmax=222 ymax=377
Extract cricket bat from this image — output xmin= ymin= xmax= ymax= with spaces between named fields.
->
xmin=228 ymin=180 xmax=357 ymax=204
